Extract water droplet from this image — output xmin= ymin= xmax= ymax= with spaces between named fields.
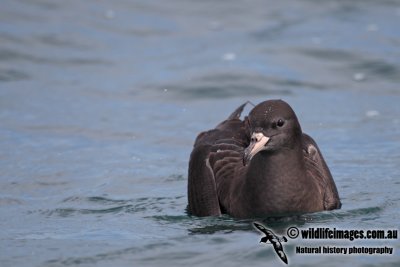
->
xmin=365 ymin=110 xmax=379 ymax=117
xmin=104 ymin=9 xmax=115 ymax=19
xmin=353 ymin=72 xmax=366 ymax=82
xmin=222 ymin=53 xmax=236 ymax=61
xmin=366 ymin=24 xmax=379 ymax=32
xmin=132 ymin=156 xmax=141 ymax=162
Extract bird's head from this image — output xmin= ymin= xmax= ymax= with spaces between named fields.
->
xmin=243 ymin=99 xmax=302 ymax=166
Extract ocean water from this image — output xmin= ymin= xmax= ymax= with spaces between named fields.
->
xmin=1 ymin=0 xmax=399 ymax=266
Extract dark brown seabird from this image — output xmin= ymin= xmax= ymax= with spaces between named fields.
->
xmin=187 ymin=99 xmax=341 ymax=218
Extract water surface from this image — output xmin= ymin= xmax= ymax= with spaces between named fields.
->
xmin=1 ymin=0 xmax=400 ymax=266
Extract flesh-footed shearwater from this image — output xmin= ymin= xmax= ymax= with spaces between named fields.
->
xmin=187 ymin=99 xmax=341 ymax=218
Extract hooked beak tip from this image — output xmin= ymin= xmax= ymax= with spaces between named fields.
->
xmin=242 ymin=133 xmax=270 ymax=166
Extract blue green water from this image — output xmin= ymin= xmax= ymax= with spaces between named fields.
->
xmin=1 ymin=1 xmax=399 ymax=266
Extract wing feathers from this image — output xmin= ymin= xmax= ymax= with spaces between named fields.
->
xmin=302 ymin=134 xmax=341 ymax=210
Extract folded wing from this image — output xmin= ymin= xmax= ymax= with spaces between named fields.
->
xmin=187 ymin=103 xmax=250 ymax=216
xmin=302 ymin=134 xmax=341 ymax=210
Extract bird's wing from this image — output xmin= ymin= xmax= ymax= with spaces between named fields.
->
xmin=188 ymin=103 xmax=250 ymax=216
xmin=188 ymin=144 xmax=221 ymax=216
xmin=302 ymin=133 xmax=341 ymax=210
xmin=253 ymin=222 xmax=269 ymax=234
xmin=208 ymin=142 xmax=246 ymax=213
xmin=272 ymin=242 xmax=288 ymax=264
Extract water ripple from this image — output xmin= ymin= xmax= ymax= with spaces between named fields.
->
xmin=39 ymin=195 xmax=185 ymax=218
xmin=0 ymin=48 xmax=111 ymax=66
xmin=0 ymin=69 xmax=30 ymax=82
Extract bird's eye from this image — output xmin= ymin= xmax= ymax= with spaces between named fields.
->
xmin=277 ymin=119 xmax=285 ymax=127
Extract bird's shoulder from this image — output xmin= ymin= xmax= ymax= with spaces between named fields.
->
xmin=193 ymin=115 xmax=249 ymax=178
xmin=302 ymin=133 xmax=341 ymax=210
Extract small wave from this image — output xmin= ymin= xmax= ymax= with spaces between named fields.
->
xmin=304 ymin=206 xmax=384 ymax=223
xmin=43 ymin=241 xmax=174 ymax=267
xmin=40 ymin=205 xmax=133 ymax=217
xmin=155 ymin=204 xmax=387 ymax=235
xmin=0 ymin=197 xmax=24 ymax=206
xmin=164 ymin=174 xmax=186 ymax=182
xmin=61 ymin=196 xmax=130 ymax=205
xmin=146 ymin=72 xmax=294 ymax=100
xmin=40 ymin=195 xmax=185 ymax=218
xmin=0 ymin=69 xmax=30 ymax=82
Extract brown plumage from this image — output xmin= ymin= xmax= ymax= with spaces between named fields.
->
xmin=187 ymin=99 xmax=341 ymax=218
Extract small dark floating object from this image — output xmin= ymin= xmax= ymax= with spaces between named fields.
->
xmin=187 ymin=99 xmax=341 ymax=218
